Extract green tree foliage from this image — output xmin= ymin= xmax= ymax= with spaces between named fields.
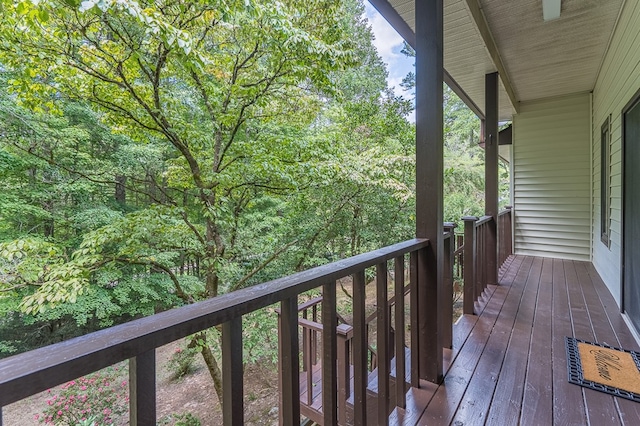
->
xmin=0 ymin=0 xmax=417 ymax=402
xmin=0 ymin=0 xmax=504 ymax=405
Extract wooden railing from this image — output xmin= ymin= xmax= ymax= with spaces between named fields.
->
xmin=272 ymin=227 xmax=457 ymax=424
xmin=0 ymin=239 xmax=432 ymax=426
xmin=461 ymin=207 xmax=513 ymax=315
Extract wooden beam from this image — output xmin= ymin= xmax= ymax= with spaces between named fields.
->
xmin=368 ymin=0 xmax=485 ymax=120
xmin=415 ymin=0 xmax=444 ymax=384
xmin=465 ymin=0 xmax=520 ymax=113
xmin=485 ymin=72 xmax=499 ymax=286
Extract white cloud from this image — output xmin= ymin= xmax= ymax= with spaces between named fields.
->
xmin=364 ymin=3 xmax=414 ymax=100
xmin=365 ymin=3 xmax=405 ymax=66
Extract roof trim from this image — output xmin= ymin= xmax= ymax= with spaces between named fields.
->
xmin=368 ymin=0 xmax=486 ymax=120
xmin=464 ymin=0 xmax=520 ymax=113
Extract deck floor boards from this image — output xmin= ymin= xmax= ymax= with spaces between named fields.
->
xmin=411 ymin=256 xmax=640 ymax=426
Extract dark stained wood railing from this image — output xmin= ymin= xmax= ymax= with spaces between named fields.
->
xmin=462 ymin=207 xmax=513 ymax=315
xmin=276 ymin=227 xmax=457 ymax=424
xmin=0 ymin=238 xmax=429 ymax=426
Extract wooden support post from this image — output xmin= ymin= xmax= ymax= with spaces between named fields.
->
xmin=485 ymin=72 xmax=499 ymax=286
xmin=352 ymin=271 xmax=367 ymax=425
xmin=415 ymin=0 xmax=444 ymax=384
xmin=279 ymin=297 xmax=300 ymax=425
xmin=129 ymin=350 xmax=156 ymax=426
xmin=322 ymin=282 xmax=338 ymax=426
xmin=463 ymin=217 xmax=478 ymax=315
xmin=222 ymin=317 xmax=243 ymax=426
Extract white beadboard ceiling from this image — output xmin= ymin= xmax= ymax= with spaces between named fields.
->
xmin=383 ymin=0 xmax=625 ymax=121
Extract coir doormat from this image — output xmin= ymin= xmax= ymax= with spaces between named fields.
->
xmin=566 ymin=337 xmax=640 ymax=402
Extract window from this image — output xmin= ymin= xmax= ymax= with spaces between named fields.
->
xmin=601 ymin=116 xmax=611 ymax=247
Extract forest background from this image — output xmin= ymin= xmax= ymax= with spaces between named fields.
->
xmin=0 ymin=0 xmax=508 ymax=410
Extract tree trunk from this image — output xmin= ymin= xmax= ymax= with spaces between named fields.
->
xmin=190 ymin=333 xmax=224 ymax=405
xmin=115 ymin=175 xmax=126 ymax=205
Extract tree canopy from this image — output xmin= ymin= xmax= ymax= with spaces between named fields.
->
xmin=0 ymin=0 xmax=497 ymax=405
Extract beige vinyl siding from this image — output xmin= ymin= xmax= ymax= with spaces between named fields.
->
xmin=513 ymin=93 xmax=591 ymax=261
xmin=591 ymin=0 xmax=640 ymax=305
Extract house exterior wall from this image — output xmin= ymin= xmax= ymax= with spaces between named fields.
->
xmin=512 ymin=93 xmax=591 ymax=261
xmin=591 ymin=0 xmax=640 ymax=306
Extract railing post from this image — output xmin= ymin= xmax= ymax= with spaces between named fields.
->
xmin=506 ymin=206 xmax=513 ymax=259
xmin=129 ymin=350 xmax=156 ymax=426
xmin=352 ymin=270 xmax=367 ymax=425
xmin=222 ymin=317 xmax=243 ymax=426
xmin=463 ymin=217 xmax=478 ymax=315
xmin=442 ymin=223 xmax=456 ymax=349
xmin=279 ymin=297 xmax=300 ymax=425
xmin=322 ymin=282 xmax=338 ymax=426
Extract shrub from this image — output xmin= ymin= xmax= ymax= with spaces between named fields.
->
xmin=166 ymin=345 xmax=199 ymax=380
xmin=158 ymin=412 xmax=201 ymax=426
xmin=36 ymin=366 xmax=128 ymax=425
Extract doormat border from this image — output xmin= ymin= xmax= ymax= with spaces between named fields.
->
xmin=566 ymin=336 xmax=640 ymax=403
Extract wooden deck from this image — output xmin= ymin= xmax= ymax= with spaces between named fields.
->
xmin=391 ymin=255 xmax=640 ymax=425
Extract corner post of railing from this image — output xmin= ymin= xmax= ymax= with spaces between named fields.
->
xmin=129 ymin=349 xmax=156 ymax=426
xmin=506 ymin=206 xmax=513 ymax=258
xmin=442 ymin=222 xmax=456 ymax=350
xmin=462 ymin=217 xmax=478 ymax=315
xmin=322 ymin=281 xmax=338 ymax=425
xmin=337 ymin=324 xmax=352 ymax=426
xmin=222 ymin=317 xmax=244 ymax=426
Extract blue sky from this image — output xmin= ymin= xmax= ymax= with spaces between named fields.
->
xmin=364 ymin=2 xmax=415 ymax=114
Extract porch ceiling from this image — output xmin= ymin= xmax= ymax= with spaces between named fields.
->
xmin=381 ymin=0 xmax=625 ymax=121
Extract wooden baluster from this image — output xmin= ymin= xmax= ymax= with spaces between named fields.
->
xmin=322 ymin=282 xmax=338 ymax=425
xmin=302 ymin=308 xmax=309 ymax=372
xmin=463 ymin=217 xmax=477 ymax=315
xmin=352 ymin=270 xmax=367 ymax=425
xmin=377 ymin=262 xmax=389 ymax=425
xmin=129 ymin=350 xmax=156 ymax=426
xmin=337 ymin=325 xmax=351 ymax=425
xmin=305 ymin=327 xmax=313 ymax=406
xmin=279 ymin=298 xmax=300 ymax=425
xmin=222 ymin=317 xmax=243 ymax=426
xmin=312 ymin=304 xmax=318 ymax=365
xmin=394 ymin=256 xmax=406 ymax=409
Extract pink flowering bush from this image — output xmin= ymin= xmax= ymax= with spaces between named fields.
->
xmin=166 ymin=345 xmax=199 ymax=380
xmin=37 ymin=367 xmax=128 ymax=425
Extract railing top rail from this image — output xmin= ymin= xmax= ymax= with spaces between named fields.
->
xmin=475 ymin=215 xmax=493 ymax=227
xmin=498 ymin=207 xmax=512 ymax=217
xmin=296 ymin=296 xmax=323 ymax=312
xmin=0 ymin=238 xmax=428 ymax=407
